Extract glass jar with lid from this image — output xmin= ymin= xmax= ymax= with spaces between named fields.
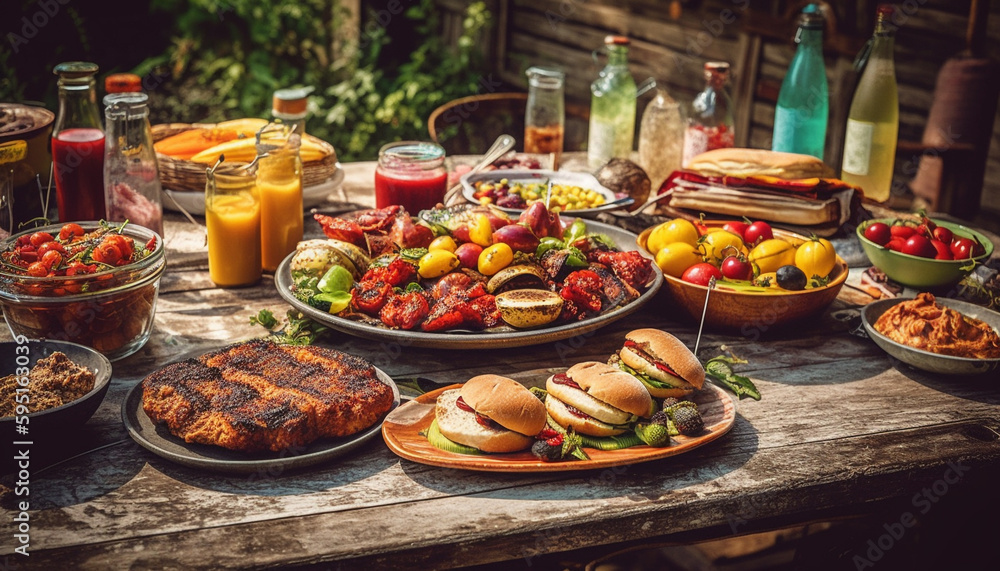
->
xmin=103 ymin=92 xmax=164 ymax=235
xmin=374 ymin=141 xmax=447 ymax=214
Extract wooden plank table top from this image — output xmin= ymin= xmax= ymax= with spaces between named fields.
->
xmin=2 ymin=160 xmax=1000 ymax=570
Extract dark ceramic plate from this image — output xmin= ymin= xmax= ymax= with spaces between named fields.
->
xmin=0 ymin=339 xmax=113 ymax=434
xmin=275 ymin=220 xmax=662 ymax=349
xmin=121 ymin=368 xmax=400 ymax=474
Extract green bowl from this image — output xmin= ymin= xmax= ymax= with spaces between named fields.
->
xmin=856 ymin=218 xmax=994 ymax=289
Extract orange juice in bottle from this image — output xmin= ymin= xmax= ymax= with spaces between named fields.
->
xmin=205 ymin=169 xmax=262 ymax=287
xmin=257 ymin=126 xmax=303 ymax=272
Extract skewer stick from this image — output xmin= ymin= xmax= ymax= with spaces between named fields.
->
xmin=693 ymin=276 xmax=715 ymax=356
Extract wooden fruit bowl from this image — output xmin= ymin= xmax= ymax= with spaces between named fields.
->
xmin=638 ymin=223 xmax=848 ymax=333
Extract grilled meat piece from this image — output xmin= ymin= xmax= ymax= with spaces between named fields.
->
xmin=141 ymin=340 xmax=394 ymax=452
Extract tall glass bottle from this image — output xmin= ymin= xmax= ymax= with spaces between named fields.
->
xmin=682 ymin=62 xmax=734 ymax=166
xmin=588 ymin=36 xmax=637 ymax=168
xmin=772 ymin=5 xmax=829 ymax=159
xmin=841 ymin=4 xmax=898 ymax=202
xmin=524 ymin=67 xmax=565 ymax=168
xmin=257 ymin=125 xmax=303 ymax=272
xmin=52 ymin=61 xmax=106 ymax=222
xmin=103 ymin=93 xmax=164 ymax=235
xmin=638 ymin=88 xmax=684 ymax=192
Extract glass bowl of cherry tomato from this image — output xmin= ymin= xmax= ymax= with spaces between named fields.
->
xmin=0 ymin=221 xmax=165 ymax=361
xmin=857 ymin=217 xmax=994 ymax=289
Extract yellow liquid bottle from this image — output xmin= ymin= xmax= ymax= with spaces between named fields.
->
xmin=206 ymin=171 xmax=262 ymax=287
xmin=841 ymin=5 xmax=898 ymax=202
xmin=257 ymin=128 xmax=303 ymax=272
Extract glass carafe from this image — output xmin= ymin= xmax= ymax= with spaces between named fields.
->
xmin=205 ymin=168 xmax=261 ymax=287
xmin=257 ymin=125 xmax=303 ymax=272
xmin=524 ymin=67 xmax=565 ymax=168
xmin=52 ymin=61 xmax=106 ymax=222
xmin=103 ymin=92 xmax=164 ymax=235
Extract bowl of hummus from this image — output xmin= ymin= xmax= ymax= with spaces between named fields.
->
xmin=861 ymin=293 xmax=1000 ymax=375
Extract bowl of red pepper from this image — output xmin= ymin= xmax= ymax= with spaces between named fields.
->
xmin=0 ymin=221 xmax=165 ymax=361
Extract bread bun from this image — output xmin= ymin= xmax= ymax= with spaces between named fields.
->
xmin=544 ymin=393 xmax=626 ymax=437
xmin=460 ymin=374 xmax=547 ymax=437
xmin=564 ymin=361 xmax=653 ymax=417
xmin=619 ymin=329 xmax=705 ymax=398
xmin=686 ymin=148 xmax=834 ymax=180
xmin=435 ymin=389 xmax=535 ymax=453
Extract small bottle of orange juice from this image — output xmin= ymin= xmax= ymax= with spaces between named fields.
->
xmin=205 ymin=167 xmax=262 ymax=287
xmin=257 ymin=126 xmax=304 ymax=272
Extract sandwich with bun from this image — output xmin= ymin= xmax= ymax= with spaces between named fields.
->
xmin=610 ymin=328 xmax=705 ymax=399
xmin=434 ymin=374 xmax=547 ymax=453
xmin=660 ymin=148 xmax=862 ymax=236
xmin=544 ymin=361 xmax=653 ymax=437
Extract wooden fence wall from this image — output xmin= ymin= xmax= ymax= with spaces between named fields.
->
xmin=433 ymin=0 xmax=1000 ymax=223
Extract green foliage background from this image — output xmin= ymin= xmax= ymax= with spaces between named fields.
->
xmin=136 ymin=0 xmax=492 ymax=160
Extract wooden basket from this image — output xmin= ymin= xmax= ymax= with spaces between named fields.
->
xmin=152 ymin=122 xmax=339 ymax=192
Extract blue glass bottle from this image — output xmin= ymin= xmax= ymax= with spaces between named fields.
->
xmin=772 ymin=5 xmax=828 ymax=159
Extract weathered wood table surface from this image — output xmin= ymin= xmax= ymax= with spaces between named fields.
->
xmin=3 ymin=160 xmax=1000 ymax=570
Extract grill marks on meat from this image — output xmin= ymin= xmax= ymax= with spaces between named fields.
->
xmin=141 ymin=340 xmax=394 ymax=452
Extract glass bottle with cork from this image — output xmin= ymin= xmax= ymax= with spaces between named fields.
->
xmin=51 ymin=61 xmax=106 ymax=222
xmin=205 ymin=164 xmax=261 ymax=287
xmin=682 ymin=62 xmax=734 ymax=166
xmin=103 ymin=92 xmax=164 ymax=235
xmin=841 ymin=4 xmax=898 ymax=203
xmin=524 ymin=67 xmax=565 ymax=169
xmin=588 ymin=35 xmax=638 ymax=168
xmin=772 ymin=4 xmax=829 ymax=159
xmin=256 ymin=125 xmax=303 ymax=272
xmin=638 ymin=86 xmax=684 ymax=192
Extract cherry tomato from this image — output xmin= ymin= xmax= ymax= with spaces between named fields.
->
xmin=37 ymin=241 xmax=66 ymax=257
xmin=720 ymin=254 xmax=753 ymax=281
xmin=65 ymin=261 xmax=91 ymax=276
xmin=648 ymin=219 xmax=701 ymax=252
xmin=722 ymin=220 xmax=750 ymax=241
xmin=743 ymin=221 xmax=773 ymax=247
xmin=890 ymin=225 xmax=916 ymax=239
xmin=105 ymin=234 xmax=134 ymax=260
xmin=863 ymin=222 xmax=891 ymax=246
xmin=794 ymin=238 xmax=837 ymax=279
xmin=59 ymin=223 xmax=85 ymax=241
xmin=901 ymin=234 xmax=935 ymax=258
xmin=92 ymin=242 xmax=123 ymax=265
xmin=886 ymin=237 xmax=906 ymax=252
xmin=930 ymin=239 xmax=952 ymax=260
xmin=681 ymin=262 xmax=723 ymax=286
xmin=26 ymin=261 xmax=48 ymax=277
xmin=29 ymin=231 xmax=53 ymax=247
xmin=17 ymin=245 xmax=38 ymax=264
xmin=40 ymin=250 xmax=63 ymax=270
xmin=932 ymin=226 xmax=953 ymax=244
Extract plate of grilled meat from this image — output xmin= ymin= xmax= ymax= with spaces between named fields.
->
xmin=122 ymin=339 xmax=400 ymax=473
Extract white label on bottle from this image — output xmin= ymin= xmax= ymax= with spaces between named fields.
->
xmin=588 ymin=120 xmax=616 ymax=167
xmin=842 ymin=119 xmax=874 ymax=176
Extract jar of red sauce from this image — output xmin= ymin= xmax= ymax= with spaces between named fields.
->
xmin=374 ymin=141 xmax=447 ymax=214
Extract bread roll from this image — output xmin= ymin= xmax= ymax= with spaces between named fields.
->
xmin=459 ymin=374 xmax=547 ymax=437
xmin=618 ymin=329 xmax=705 ymax=398
xmin=686 ymin=148 xmax=834 ymax=180
xmin=435 ymin=389 xmax=536 ymax=453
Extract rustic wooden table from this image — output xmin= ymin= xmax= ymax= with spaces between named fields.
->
xmin=3 ymin=161 xmax=1000 ymax=570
